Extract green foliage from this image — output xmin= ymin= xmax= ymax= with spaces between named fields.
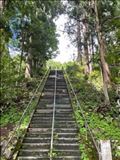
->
xmin=1 ymin=0 xmax=63 ymax=78
xmin=0 ymin=54 xmax=25 ymax=112
xmin=46 ymin=59 xmax=62 ymax=69
xmin=88 ymin=113 xmax=120 ymax=140
xmin=65 ymin=62 xmax=120 ymax=159
xmin=89 ymin=70 xmax=103 ymax=91
xmin=106 ymin=46 xmax=120 ymax=84
xmin=0 ymin=75 xmax=40 ymax=126
xmin=49 ymin=149 xmax=58 ymax=158
xmin=0 ymin=107 xmax=21 ymax=127
xmin=74 ymin=109 xmax=97 ymax=160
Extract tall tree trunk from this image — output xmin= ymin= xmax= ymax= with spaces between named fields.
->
xmin=91 ymin=34 xmax=95 ymax=61
xmin=0 ymin=0 xmax=6 ymax=13
xmin=19 ymin=29 xmax=24 ymax=76
xmin=75 ymin=0 xmax=82 ymax=64
xmin=25 ymin=53 xmax=32 ymax=78
xmin=25 ymin=36 xmax=32 ymax=78
xmin=19 ymin=8 xmax=26 ymax=76
xmin=83 ymin=15 xmax=91 ymax=74
xmin=88 ymin=34 xmax=93 ymax=72
xmin=76 ymin=18 xmax=82 ymax=64
xmin=94 ymin=0 xmax=111 ymax=105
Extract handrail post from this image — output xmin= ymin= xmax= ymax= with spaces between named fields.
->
xmin=99 ymin=140 xmax=112 ymax=160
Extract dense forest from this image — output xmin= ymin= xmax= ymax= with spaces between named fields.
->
xmin=0 ymin=0 xmax=120 ymax=159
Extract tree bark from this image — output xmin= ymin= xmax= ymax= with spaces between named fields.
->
xmin=91 ymin=34 xmax=95 ymax=61
xmin=25 ymin=53 xmax=32 ymax=79
xmin=25 ymin=36 xmax=32 ymax=78
xmin=75 ymin=0 xmax=82 ymax=64
xmin=19 ymin=29 xmax=24 ymax=76
xmin=94 ymin=0 xmax=111 ymax=105
xmin=83 ymin=14 xmax=92 ymax=75
xmin=76 ymin=20 xmax=82 ymax=64
xmin=0 ymin=0 xmax=6 ymax=13
xmin=88 ymin=34 xmax=93 ymax=72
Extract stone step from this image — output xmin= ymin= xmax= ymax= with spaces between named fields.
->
xmin=35 ymin=109 xmax=72 ymax=112
xmin=56 ymin=96 xmax=69 ymax=99
xmin=55 ymin=109 xmax=73 ymax=112
xmin=44 ymin=89 xmax=55 ymax=92
xmin=54 ymin=114 xmax=73 ymax=117
xmin=40 ymin=96 xmax=70 ymax=102
xmin=33 ymin=113 xmax=53 ymax=116
xmin=54 ymin=138 xmax=79 ymax=143
xmin=56 ymin=82 xmax=66 ymax=85
xmin=17 ymin=157 xmax=49 ymax=160
xmin=33 ymin=113 xmax=73 ymax=117
xmin=30 ymin=120 xmax=52 ymax=124
xmin=28 ymin=128 xmax=51 ymax=133
xmin=20 ymin=149 xmax=49 ymax=152
xmin=17 ymin=156 xmax=80 ymax=160
xmin=21 ymin=143 xmax=50 ymax=149
xmin=41 ymin=95 xmax=54 ymax=99
xmin=53 ymin=143 xmax=79 ymax=150
xmin=56 ymin=133 xmax=78 ymax=138
xmin=45 ymin=83 xmax=67 ymax=87
xmin=35 ymin=109 xmax=53 ymax=113
xmin=56 ymin=101 xmax=70 ymax=104
xmin=56 ymin=86 xmax=67 ymax=89
xmin=55 ymin=117 xmax=75 ymax=121
xmin=23 ymin=138 xmax=51 ymax=144
xmin=32 ymin=117 xmax=53 ymax=120
xmin=40 ymin=99 xmax=54 ymax=103
xmin=43 ymin=93 xmax=69 ymax=97
xmin=30 ymin=123 xmax=76 ymax=128
xmin=18 ymin=150 xmax=49 ymax=157
xmin=31 ymin=120 xmax=75 ymax=124
xmin=47 ymin=104 xmax=71 ymax=107
xmin=53 ymin=156 xmax=80 ymax=160
xmin=54 ymin=128 xmax=78 ymax=133
xmin=23 ymin=137 xmax=78 ymax=144
xmin=52 ymin=150 xmax=80 ymax=156
xmin=26 ymin=133 xmax=51 ymax=138
xmin=36 ymin=107 xmax=72 ymax=110
xmin=25 ymin=133 xmax=77 ymax=138
xmin=29 ymin=124 xmax=52 ymax=128
xmin=44 ymin=87 xmax=55 ymax=90
xmin=56 ymin=90 xmax=68 ymax=94
xmin=43 ymin=92 xmax=54 ymax=95
xmin=19 ymin=149 xmax=80 ymax=157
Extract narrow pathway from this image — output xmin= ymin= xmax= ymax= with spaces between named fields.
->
xmin=17 ymin=70 xmax=80 ymax=160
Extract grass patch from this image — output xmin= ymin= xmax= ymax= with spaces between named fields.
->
xmin=0 ymin=107 xmax=22 ymax=127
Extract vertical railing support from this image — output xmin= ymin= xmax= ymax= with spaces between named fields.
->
xmin=99 ymin=140 xmax=112 ymax=160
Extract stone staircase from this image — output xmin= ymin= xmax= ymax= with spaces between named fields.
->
xmin=17 ymin=70 xmax=81 ymax=160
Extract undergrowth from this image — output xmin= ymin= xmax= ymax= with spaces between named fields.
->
xmin=0 ymin=107 xmax=22 ymax=127
xmin=0 ymin=77 xmax=41 ymax=159
xmin=0 ymin=78 xmax=40 ymax=127
xmin=65 ymin=62 xmax=120 ymax=160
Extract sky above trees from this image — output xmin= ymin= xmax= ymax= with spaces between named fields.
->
xmin=54 ymin=14 xmax=77 ymax=63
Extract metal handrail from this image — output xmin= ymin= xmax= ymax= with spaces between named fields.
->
xmin=50 ymin=69 xmax=57 ymax=160
xmin=1 ymin=69 xmax=50 ymax=156
xmin=63 ymin=68 xmax=101 ymax=157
